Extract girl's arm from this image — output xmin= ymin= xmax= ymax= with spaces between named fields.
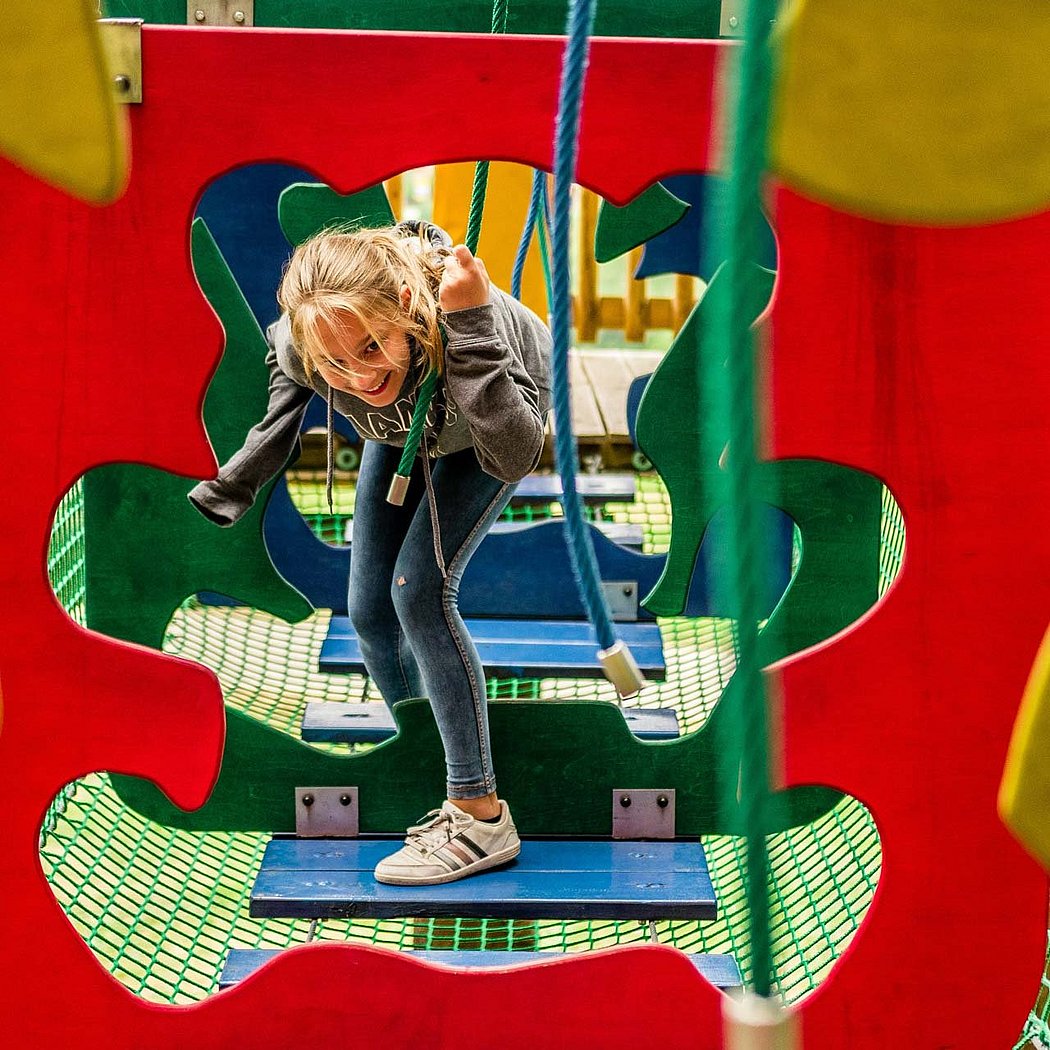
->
xmin=188 ymin=321 xmax=313 ymax=526
xmin=442 ymin=288 xmax=551 ymax=484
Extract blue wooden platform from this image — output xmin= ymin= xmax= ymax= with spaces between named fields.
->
xmin=512 ymin=473 xmax=636 ymax=504
xmin=218 ymin=946 xmax=741 ymax=990
xmin=250 ymin=839 xmax=717 ymax=921
xmin=301 ymin=700 xmax=680 ymax=744
xmin=343 ymin=518 xmax=645 ymax=550
xmin=318 ymin=617 xmax=667 ymax=680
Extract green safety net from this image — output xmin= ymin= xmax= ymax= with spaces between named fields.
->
xmin=43 ymin=469 xmax=907 ymax=1010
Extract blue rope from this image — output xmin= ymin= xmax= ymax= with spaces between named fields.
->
xmin=549 ymin=0 xmax=617 ymax=653
xmin=511 ymin=169 xmax=546 ymax=301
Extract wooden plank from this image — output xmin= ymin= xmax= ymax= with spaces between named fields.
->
xmin=579 ymin=350 xmax=635 ymax=438
xmin=250 ymin=839 xmax=717 ymax=921
xmin=343 ymin=518 xmax=644 ymax=550
xmin=513 ymin=473 xmax=636 ymax=503
xmin=219 ymin=947 xmax=740 ymax=990
xmin=568 ymin=351 xmax=606 ymax=439
xmin=326 ymin=617 xmax=661 ymax=646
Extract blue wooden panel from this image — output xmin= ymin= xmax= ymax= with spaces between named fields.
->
xmin=219 ymin=947 xmax=740 ymax=990
xmin=633 ymin=174 xmax=777 ymax=281
xmin=301 ymin=701 xmax=680 ymax=744
xmin=318 ymin=632 xmax=666 ymax=680
xmin=325 ymin=617 xmax=663 ymax=646
xmin=513 ymin=473 xmax=636 ymax=504
xmin=342 ymin=518 xmax=645 ymax=549
xmin=250 ymin=838 xmax=717 ymax=921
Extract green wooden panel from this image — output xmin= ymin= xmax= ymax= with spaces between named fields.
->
xmin=101 ymin=1 xmax=723 ymax=37
xmin=594 ymin=181 xmax=689 ymax=263
xmin=111 ymin=699 xmax=840 ymax=836
xmin=278 ymin=181 xmax=394 ymax=247
xmin=83 ymin=218 xmax=312 ymax=651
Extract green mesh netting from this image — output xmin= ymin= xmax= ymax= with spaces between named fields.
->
xmin=40 ymin=468 xmax=1037 ymax=1038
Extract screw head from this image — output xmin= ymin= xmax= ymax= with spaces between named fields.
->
xmin=620 ymin=794 xmax=632 ymax=808
xmin=339 ymin=793 xmax=352 ymax=807
xmin=729 ymin=15 xmax=739 ymax=28
xmin=657 ymin=794 xmax=669 ymax=809
xmin=113 ymin=74 xmax=131 ymax=93
xmin=194 ymin=9 xmax=206 ymax=21
xmin=302 ymin=793 xmax=314 ymax=807
xmin=234 ymin=9 xmax=246 ymax=23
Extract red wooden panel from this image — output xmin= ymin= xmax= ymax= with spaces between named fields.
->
xmin=0 ymin=25 xmax=729 ymax=1050
xmin=767 ymin=187 xmax=1050 ymax=1046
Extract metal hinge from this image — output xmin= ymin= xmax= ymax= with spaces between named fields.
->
xmin=296 ymin=786 xmax=360 ymax=838
xmin=612 ymin=788 xmax=676 ymax=839
xmin=187 ymin=1 xmax=254 ymax=26
xmin=97 ymin=18 xmax=143 ymax=104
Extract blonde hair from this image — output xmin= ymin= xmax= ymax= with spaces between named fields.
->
xmin=277 ymin=225 xmax=448 ymax=383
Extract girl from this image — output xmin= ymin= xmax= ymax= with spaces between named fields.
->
xmin=189 ymin=221 xmax=552 ymax=885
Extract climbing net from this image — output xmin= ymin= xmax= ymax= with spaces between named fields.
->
xmin=40 ymin=471 xmax=904 ymax=1009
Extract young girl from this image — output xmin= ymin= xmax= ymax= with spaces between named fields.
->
xmin=189 ymin=221 xmax=552 ymax=885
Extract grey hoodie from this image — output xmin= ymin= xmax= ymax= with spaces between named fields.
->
xmin=188 ymin=222 xmax=552 ymax=527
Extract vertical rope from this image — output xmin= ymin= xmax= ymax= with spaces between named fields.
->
xmin=463 ymin=0 xmax=511 ymax=254
xmin=511 ymin=169 xmax=546 ymax=301
xmin=548 ymin=0 xmax=618 ymax=654
xmin=708 ymin=0 xmax=780 ymax=999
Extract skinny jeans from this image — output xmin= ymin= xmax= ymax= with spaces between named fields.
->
xmin=348 ymin=440 xmax=514 ymax=800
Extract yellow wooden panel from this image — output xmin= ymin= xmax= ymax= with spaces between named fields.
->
xmin=1001 ymin=621 xmax=1050 ymax=870
xmin=433 ymin=162 xmax=547 ymax=318
xmin=0 ymin=1 xmax=127 ymax=203
xmin=771 ymin=0 xmax=1050 ymax=223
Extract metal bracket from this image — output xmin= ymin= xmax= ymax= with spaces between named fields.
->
xmin=601 ymin=580 xmax=639 ymax=621
xmin=612 ymin=788 xmax=676 ymax=839
xmin=720 ymin=1 xmax=744 ymax=36
xmin=295 ymin=786 xmax=359 ymax=838
xmin=97 ymin=19 xmax=143 ymax=104
xmin=187 ymin=1 xmax=254 ymax=27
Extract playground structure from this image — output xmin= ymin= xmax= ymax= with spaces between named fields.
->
xmin=4 ymin=2 xmax=1050 ymax=1048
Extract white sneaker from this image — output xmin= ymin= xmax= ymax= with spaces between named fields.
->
xmin=374 ymin=799 xmax=521 ymax=886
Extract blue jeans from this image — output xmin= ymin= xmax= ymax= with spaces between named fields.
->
xmin=348 ymin=441 xmax=514 ymax=800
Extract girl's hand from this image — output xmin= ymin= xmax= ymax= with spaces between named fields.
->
xmin=439 ymin=244 xmax=491 ymax=312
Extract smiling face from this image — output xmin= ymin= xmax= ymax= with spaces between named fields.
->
xmin=312 ymin=310 xmax=412 ymax=408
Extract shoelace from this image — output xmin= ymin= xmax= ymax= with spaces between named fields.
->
xmin=405 ymin=807 xmax=469 ymax=855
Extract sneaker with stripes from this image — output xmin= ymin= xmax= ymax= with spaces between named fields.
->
xmin=374 ymin=799 xmax=521 ymax=885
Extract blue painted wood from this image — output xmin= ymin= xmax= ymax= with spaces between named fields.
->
xmin=325 ymin=617 xmax=662 ymax=644
xmin=194 ymin=163 xmax=312 ymax=329
xmin=513 ymin=473 xmax=636 ymax=504
xmin=318 ymin=627 xmax=666 ymax=680
xmin=250 ymin=838 xmax=717 ymax=920
xmin=633 ymin=174 xmax=777 ymax=281
xmin=342 ymin=518 xmax=645 ymax=549
xmin=218 ymin=947 xmax=741 ymax=990
xmin=301 ymin=700 xmax=680 ymax=744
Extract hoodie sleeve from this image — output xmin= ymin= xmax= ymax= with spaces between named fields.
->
xmin=441 ymin=291 xmax=552 ymax=484
xmin=187 ymin=323 xmax=313 ymax=527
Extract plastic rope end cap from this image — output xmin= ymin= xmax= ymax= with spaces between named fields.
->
xmin=598 ymin=640 xmax=645 ymax=700
xmin=387 ymin=473 xmax=412 ymax=506
xmin=722 ymin=993 xmax=798 ymax=1050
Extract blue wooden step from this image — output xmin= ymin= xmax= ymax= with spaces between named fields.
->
xmin=301 ymin=701 xmax=681 ymax=745
xmin=219 ymin=947 xmax=741 ymax=990
xmin=319 ymin=617 xmax=666 ymax=681
xmin=512 ymin=473 xmax=636 ymax=505
xmin=342 ymin=518 xmax=645 ymax=549
xmin=250 ymin=838 xmax=716 ymax=921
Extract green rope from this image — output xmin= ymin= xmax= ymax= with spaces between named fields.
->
xmin=709 ymin=0 xmax=780 ymax=998
xmin=463 ymin=0 xmax=510 ymax=253
xmin=392 ymin=0 xmax=509 ymax=491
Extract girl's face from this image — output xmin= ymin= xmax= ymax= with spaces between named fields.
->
xmin=314 ymin=310 xmax=411 ymax=408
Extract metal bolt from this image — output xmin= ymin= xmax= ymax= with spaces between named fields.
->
xmin=233 ymin=9 xmax=246 ymax=23
xmin=194 ymin=9 xmax=206 ymax=22
xmin=657 ymin=794 xmax=669 ymax=809
xmin=113 ymin=75 xmax=131 ymax=94
xmin=622 ymin=585 xmax=633 ymax=597
xmin=302 ymin=793 xmax=314 ymax=807
xmin=620 ymin=794 xmax=632 ymax=808
xmin=729 ymin=15 xmax=739 ymax=28
xmin=340 ymin=793 xmax=352 ymax=807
